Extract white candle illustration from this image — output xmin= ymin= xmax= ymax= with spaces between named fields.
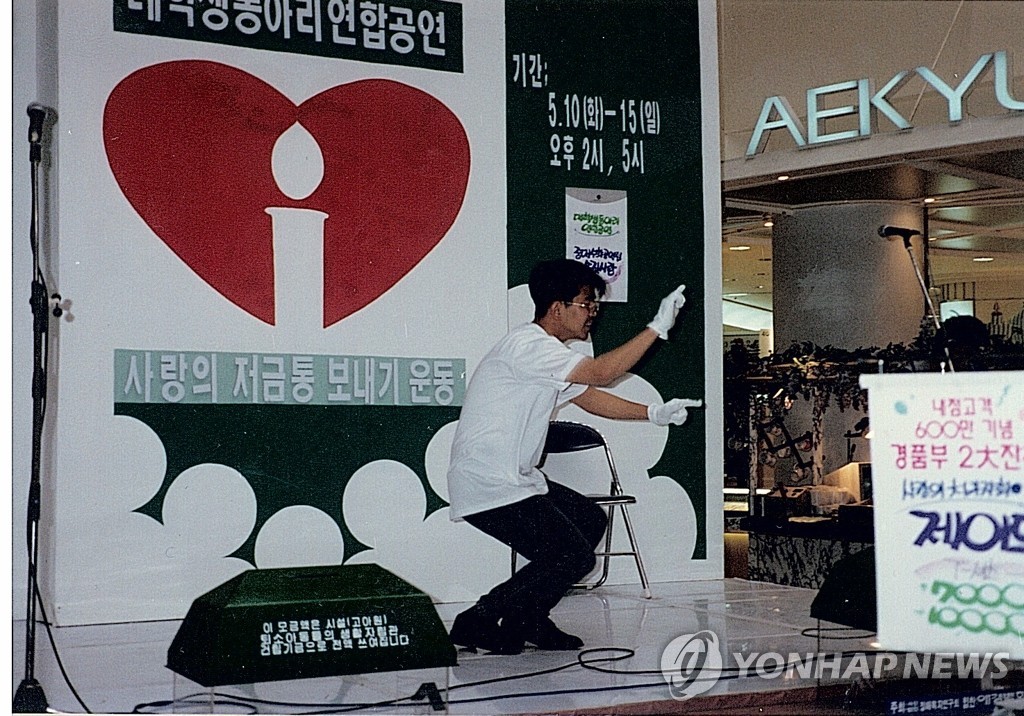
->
xmin=267 ymin=122 xmax=329 ymax=331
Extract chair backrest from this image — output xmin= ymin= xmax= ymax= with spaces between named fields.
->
xmin=544 ymin=421 xmax=605 ymax=453
xmin=540 ymin=421 xmax=621 ymax=495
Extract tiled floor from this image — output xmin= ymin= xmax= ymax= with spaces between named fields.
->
xmin=8 ymin=579 xmax=1013 ymax=714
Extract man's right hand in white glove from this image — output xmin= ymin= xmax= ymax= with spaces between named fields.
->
xmin=648 ymin=398 xmax=703 ymax=426
xmin=647 ymin=284 xmax=686 ymax=340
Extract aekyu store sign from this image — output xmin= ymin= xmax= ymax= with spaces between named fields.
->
xmin=747 ymin=50 xmax=1024 ymax=156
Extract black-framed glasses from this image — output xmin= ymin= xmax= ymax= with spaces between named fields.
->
xmin=564 ymin=301 xmax=600 ymax=314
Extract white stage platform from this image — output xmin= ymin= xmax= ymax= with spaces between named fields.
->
xmin=10 ymin=578 xmax=1019 ymax=714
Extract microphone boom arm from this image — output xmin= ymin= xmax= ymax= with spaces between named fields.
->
xmin=884 ymin=227 xmax=955 ymax=373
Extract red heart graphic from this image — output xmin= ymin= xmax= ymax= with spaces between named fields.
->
xmin=104 ymin=60 xmax=470 ymax=326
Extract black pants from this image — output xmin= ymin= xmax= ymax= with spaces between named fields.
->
xmin=464 ymin=480 xmax=608 ymax=622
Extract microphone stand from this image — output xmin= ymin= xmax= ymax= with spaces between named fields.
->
xmin=14 ymin=104 xmax=53 ymax=714
xmin=896 ymin=234 xmax=955 ymax=373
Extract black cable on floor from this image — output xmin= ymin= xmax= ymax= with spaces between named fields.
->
xmin=132 ymin=694 xmax=258 ymax=714
xmin=127 ymin=620 xmax=885 ymax=712
xmin=131 ymin=652 xmax=587 ymax=713
xmin=29 ymin=568 xmax=93 ymax=713
xmin=134 ymin=692 xmax=405 ymax=714
xmin=441 ymin=648 xmax=908 ymax=710
xmin=132 ymin=644 xmax=831 ymax=714
xmin=801 ymin=625 xmax=878 ymax=640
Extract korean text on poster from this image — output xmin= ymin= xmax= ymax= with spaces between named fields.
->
xmin=261 ymin=613 xmax=409 ymax=658
xmin=114 ymin=0 xmax=463 ymax=73
xmin=565 ymin=188 xmax=627 ymax=302
xmin=115 ymin=349 xmax=466 ymax=406
xmin=861 ymin=371 xmax=1024 ymax=659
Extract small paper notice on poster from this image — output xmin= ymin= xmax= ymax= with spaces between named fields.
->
xmin=860 ymin=371 xmax=1024 ymax=659
xmin=565 ymin=188 xmax=627 ymax=302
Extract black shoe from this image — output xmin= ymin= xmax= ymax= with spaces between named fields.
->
xmin=516 ymin=615 xmax=584 ymax=650
xmin=449 ymin=609 xmax=524 ymax=655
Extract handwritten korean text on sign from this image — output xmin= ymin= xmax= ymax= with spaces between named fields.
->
xmin=861 ymin=372 xmax=1024 ymax=658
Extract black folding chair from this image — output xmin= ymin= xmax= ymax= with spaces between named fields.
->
xmin=511 ymin=420 xmax=652 ymax=598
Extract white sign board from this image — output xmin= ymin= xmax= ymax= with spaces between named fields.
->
xmin=49 ymin=0 xmax=508 ymax=625
xmin=861 ymin=371 xmax=1024 ymax=659
xmin=565 ymin=188 xmax=628 ymax=302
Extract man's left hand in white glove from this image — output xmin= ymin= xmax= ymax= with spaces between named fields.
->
xmin=647 ymin=398 xmax=703 ymax=426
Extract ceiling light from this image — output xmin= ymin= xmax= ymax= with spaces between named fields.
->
xmin=923 ymin=197 xmax=936 ymax=204
xmin=728 ymin=245 xmax=751 ymax=251
xmin=777 ymin=175 xmax=790 ymax=181
xmin=973 ymin=256 xmax=995 ymax=262
xmin=763 ymin=219 xmax=774 ymax=227
xmin=724 ymin=293 xmax=749 ymax=298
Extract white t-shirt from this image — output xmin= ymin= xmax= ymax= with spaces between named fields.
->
xmin=446 ymin=322 xmax=589 ymax=520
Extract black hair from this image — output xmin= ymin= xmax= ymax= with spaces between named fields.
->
xmin=941 ymin=315 xmax=990 ymax=349
xmin=528 ymin=259 xmax=607 ymax=320
xmin=937 ymin=315 xmax=992 ymax=371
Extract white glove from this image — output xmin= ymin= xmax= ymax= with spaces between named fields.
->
xmin=647 ymin=284 xmax=686 ymax=339
xmin=648 ymin=398 xmax=703 ymax=426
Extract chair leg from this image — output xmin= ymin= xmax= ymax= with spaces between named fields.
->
xmin=585 ymin=505 xmax=615 ymax=590
xmin=619 ymin=504 xmax=652 ymax=599
xmin=572 ymin=504 xmax=614 ymax=591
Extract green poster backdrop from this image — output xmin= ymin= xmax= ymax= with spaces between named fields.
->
xmin=506 ymin=0 xmax=709 ymax=558
xmin=119 ymin=404 xmax=456 ymax=564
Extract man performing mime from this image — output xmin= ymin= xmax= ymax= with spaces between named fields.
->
xmin=446 ymin=259 xmax=700 ymax=654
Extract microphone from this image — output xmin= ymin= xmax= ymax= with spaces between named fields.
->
xmin=878 ymin=225 xmax=922 ymax=241
xmin=27 ymin=103 xmax=48 ymax=146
